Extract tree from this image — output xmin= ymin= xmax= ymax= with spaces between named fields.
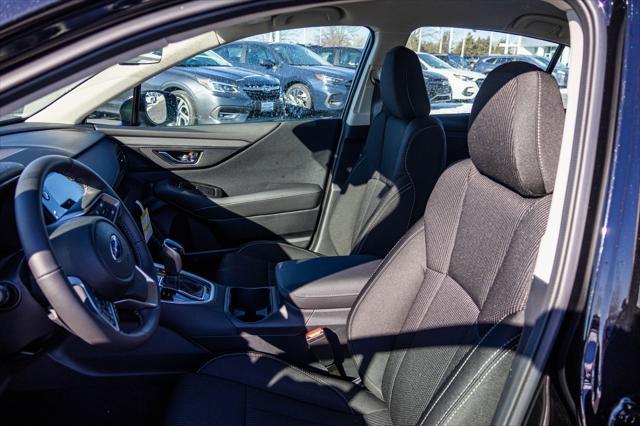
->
xmin=319 ymin=27 xmax=364 ymax=47
xmin=453 ymin=34 xmax=491 ymax=55
xmin=407 ymin=28 xmax=445 ymax=53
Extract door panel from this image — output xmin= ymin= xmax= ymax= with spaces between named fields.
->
xmin=99 ymin=119 xmax=341 ymax=255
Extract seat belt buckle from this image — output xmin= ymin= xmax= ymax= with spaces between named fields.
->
xmin=305 ymin=328 xmax=342 ymax=376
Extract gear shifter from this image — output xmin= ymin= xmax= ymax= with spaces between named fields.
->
xmin=159 ymin=239 xmax=207 ymax=301
xmin=161 ymin=239 xmax=184 ymax=287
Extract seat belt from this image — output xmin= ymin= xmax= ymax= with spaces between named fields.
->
xmin=370 ymin=67 xmax=383 ymax=123
xmin=305 ymin=327 xmax=346 ymax=377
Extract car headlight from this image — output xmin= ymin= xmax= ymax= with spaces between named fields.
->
xmin=197 ymin=78 xmax=239 ymax=94
xmin=315 ymin=74 xmax=346 ymax=85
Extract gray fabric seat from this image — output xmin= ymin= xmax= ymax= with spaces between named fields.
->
xmin=167 ymin=62 xmax=565 ymax=426
xmin=216 ymin=46 xmax=447 ymax=287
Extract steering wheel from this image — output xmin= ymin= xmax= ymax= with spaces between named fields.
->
xmin=14 ymin=155 xmax=160 ymax=350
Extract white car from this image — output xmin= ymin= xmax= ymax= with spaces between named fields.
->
xmin=417 ymin=52 xmax=485 ymax=101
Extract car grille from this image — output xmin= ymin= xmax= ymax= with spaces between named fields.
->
xmin=426 ymin=79 xmax=452 ymax=103
xmin=243 ymin=85 xmax=281 ymax=101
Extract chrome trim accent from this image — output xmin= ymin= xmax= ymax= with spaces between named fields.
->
xmin=156 ymin=150 xmax=201 ymax=165
xmin=154 ymin=263 xmax=215 ymax=304
xmin=114 ymin=266 xmax=159 ymax=309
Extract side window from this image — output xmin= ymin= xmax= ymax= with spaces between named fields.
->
xmin=407 ymin=27 xmax=569 ymax=114
xmin=217 ymin=45 xmax=243 ymax=63
xmin=86 ymin=89 xmax=134 ymax=125
xmin=87 ymin=26 xmax=371 ymax=127
xmin=321 ymin=50 xmax=336 ymax=64
xmin=339 ymin=51 xmax=362 ymax=68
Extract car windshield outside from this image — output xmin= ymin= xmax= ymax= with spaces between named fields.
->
xmin=418 ymin=52 xmax=453 ymax=69
xmin=180 ymin=51 xmax=231 ymax=67
xmin=273 ymin=44 xmax=331 ymax=66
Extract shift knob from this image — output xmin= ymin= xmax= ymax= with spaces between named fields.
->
xmin=161 ymin=239 xmax=184 ymax=278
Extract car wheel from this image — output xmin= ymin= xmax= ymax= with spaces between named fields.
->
xmin=285 ymin=83 xmax=313 ymax=110
xmin=171 ymin=90 xmax=196 ymax=126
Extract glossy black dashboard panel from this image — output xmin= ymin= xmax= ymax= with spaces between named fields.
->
xmin=42 ymin=172 xmax=86 ymax=220
xmin=0 ymin=125 xmax=126 ymax=254
xmin=0 ymin=125 xmax=125 ymax=188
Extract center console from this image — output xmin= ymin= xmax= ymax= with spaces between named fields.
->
xmin=155 ymin=239 xmax=380 ymax=367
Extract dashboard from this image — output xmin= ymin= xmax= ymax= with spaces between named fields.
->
xmin=0 ymin=125 xmax=127 ymax=257
xmin=0 ymin=124 xmax=129 ymax=356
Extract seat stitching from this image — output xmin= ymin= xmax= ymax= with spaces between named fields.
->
xmin=441 ymin=339 xmax=519 ymax=426
xmin=427 ymin=162 xmax=474 ymax=275
xmin=348 ymin=224 xmax=426 ymax=336
xmin=472 ymin=197 xmax=539 ymax=309
xmin=535 ymin=72 xmax=546 ymax=189
xmin=433 ymin=334 xmax=521 ymax=426
xmin=418 ymin=314 xmax=517 ymax=422
xmin=347 ymin=225 xmax=426 ymax=394
xmin=197 ymin=352 xmax=356 ymax=414
xmin=387 ymin=271 xmax=448 ymax=405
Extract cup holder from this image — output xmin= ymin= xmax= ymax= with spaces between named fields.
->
xmin=227 ymin=287 xmax=274 ymax=322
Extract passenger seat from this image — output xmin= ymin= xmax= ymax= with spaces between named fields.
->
xmin=216 ymin=46 xmax=447 ymax=287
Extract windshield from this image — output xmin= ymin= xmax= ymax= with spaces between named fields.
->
xmin=180 ymin=50 xmax=231 ymax=67
xmin=273 ymin=44 xmax=331 ymax=66
xmin=0 ymin=77 xmax=89 ymax=124
xmin=418 ymin=52 xmax=453 ymax=69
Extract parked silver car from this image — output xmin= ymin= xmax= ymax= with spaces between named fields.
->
xmin=90 ymin=51 xmax=284 ymax=125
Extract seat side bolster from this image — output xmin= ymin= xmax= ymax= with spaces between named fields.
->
xmin=418 ymin=312 xmax=524 ymax=426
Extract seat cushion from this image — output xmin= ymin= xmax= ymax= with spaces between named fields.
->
xmin=165 ymin=352 xmax=390 ymax=426
xmin=216 ymin=241 xmax=320 ymax=287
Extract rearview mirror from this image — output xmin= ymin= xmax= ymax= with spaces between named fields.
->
xmin=119 ymin=90 xmax=178 ymax=126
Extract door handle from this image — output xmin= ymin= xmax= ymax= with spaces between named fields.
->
xmin=155 ymin=150 xmax=202 ymax=165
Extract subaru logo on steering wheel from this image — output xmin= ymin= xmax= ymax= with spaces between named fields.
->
xmin=109 ymin=234 xmax=123 ymax=262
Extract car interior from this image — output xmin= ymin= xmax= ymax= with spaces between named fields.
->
xmin=0 ymin=0 xmax=606 ymax=425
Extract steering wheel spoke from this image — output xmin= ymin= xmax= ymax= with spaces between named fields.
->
xmin=68 ymin=276 xmax=120 ymax=331
xmin=114 ymin=266 xmax=159 ymax=311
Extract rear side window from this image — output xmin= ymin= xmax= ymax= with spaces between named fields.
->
xmin=406 ymin=27 xmax=570 ymax=115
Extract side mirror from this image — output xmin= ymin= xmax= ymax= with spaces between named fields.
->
xmin=259 ymin=58 xmax=277 ymax=68
xmin=120 ymin=90 xmax=178 ymax=126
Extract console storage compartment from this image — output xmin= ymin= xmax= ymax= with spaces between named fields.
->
xmin=226 ymin=287 xmax=275 ymax=322
xmin=275 ymin=255 xmax=381 ymax=310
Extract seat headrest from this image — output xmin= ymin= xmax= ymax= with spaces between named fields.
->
xmin=468 ymin=61 xmax=565 ymax=197
xmin=381 ymin=46 xmax=430 ymax=119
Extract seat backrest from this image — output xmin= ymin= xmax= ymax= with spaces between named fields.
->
xmin=317 ymin=46 xmax=447 ymax=258
xmin=347 ymin=62 xmax=565 ymax=425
